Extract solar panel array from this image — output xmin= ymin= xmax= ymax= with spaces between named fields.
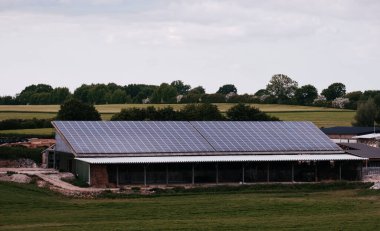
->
xmin=191 ymin=121 xmax=341 ymax=152
xmin=53 ymin=121 xmax=215 ymax=154
xmin=53 ymin=121 xmax=342 ymax=156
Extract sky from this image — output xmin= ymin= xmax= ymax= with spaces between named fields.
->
xmin=0 ymin=0 xmax=379 ymax=96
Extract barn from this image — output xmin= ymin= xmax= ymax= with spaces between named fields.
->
xmin=51 ymin=121 xmax=366 ymax=187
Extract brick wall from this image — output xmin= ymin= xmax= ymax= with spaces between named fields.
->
xmin=90 ymin=164 xmax=109 ymax=187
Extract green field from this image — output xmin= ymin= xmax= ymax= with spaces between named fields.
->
xmin=0 ymin=104 xmax=355 ymax=128
xmin=0 ymin=128 xmax=54 ymax=136
xmin=0 ymin=182 xmax=380 ymax=230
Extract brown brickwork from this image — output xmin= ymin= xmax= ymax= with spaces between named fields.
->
xmin=90 ymin=164 xmax=109 ymax=187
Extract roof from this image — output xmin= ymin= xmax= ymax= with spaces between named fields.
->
xmin=339 ymin=143 xmax=380 ymax=159
xmin=76 ymin=154 xmax=366 ymax=164
xmin=352 ymin=133 xmax=380 ymax=139
xmin=321 ymin=126 xmax=380 ymax=136
xmin=53 ymin=121 xmax=342 ymax=158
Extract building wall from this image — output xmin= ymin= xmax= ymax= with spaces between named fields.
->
xmin=75 ymin=160 xmax=90 ymax=184
xmin=90 ymin=164 xmax=110 ymax=187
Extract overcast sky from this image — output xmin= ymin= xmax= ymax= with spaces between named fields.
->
xmin=0 ymin=0 xmax=379 ymax=96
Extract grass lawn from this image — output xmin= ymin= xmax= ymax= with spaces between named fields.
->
xmin=0 ymin=182 xmax=380 ymax=230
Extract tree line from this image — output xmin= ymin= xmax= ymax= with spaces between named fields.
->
xmin=56 ymin=99 xmax=279 ymax=122
xmin=1 ymin=75 xmax=379 ymax=111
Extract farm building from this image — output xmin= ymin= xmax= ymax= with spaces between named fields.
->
xmin=321 ymin=126 xmax=380 ymax=143
xmin=51 ymin=121 xmax=366 ymax=187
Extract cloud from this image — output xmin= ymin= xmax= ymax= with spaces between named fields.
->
xmin=0 ymin=0 xmax=379 ymax=95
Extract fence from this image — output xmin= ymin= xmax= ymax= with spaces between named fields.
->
xmin=362 ymin=167 xmax=380 ymax=176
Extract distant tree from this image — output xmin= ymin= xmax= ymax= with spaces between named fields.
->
xmin=50 ymin=87 xmax=72 ymax=104
xmin=201 ymin=93 xmax=226 ymax=103
xmin=254 ymin=89 xmax=269 ymax=96
xmin=179 ymin=103 xmax=224 ymax=121
xmin=353 ymin=98 xmax=379 ymax=126
xmin=17 ymin=84 xmax=54 ymax=104
xmin=0 ymin=96 xmax=16 ymax=105
xmin=56 ymin=99 xmax=101 ymax=121
xmin=110 ymin=89 xmax=128 ymax=104
xmin=216 ymin=84 xmax=237 ymax=95
xmin=266 ymin=74 xmax=298 ymax=102
xmin=321 ymin=83 xmax=346 ymax=101
xmin=151 ymin=83 xmax=178 ymax=103
xmin=294 ymin=85 xmax=318 ymax=105
xmin=344 ymin=91 xmax=363 ymax=109
xmin=226 ymin=103 xmax=280 ymax=121
xmin=189 ymin=86 xmax=206 ymax=95
xmin=170 ymin=80 xmax=191 ymax=95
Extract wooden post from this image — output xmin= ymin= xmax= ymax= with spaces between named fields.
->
xmin=291 ymin=163 xmax=294 ymax=182
xmin=116 ymin=165 xmax=119 ymax=187
xmin=192 ymin=164 xmax=195 ymax=185
xmin=242 ymin=164 xmax=245 ymax=184
xmin=216 ymin=163 xmax=219 ymax=184
xmin=166 ymin=164 xmax=169 ymax=185
xmin=267 ymin=163 xmax=270 ymax=183
xmin=339 ymin=163 xmax=342 ymax=181
xmin=143 ymin=165 xmax=147 ymax=186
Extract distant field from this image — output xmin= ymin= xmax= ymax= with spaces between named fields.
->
xmin=0 ymin=128 xmax=54 ymax=136
xmin=1 ymin=182 xmax=380 ymax=230
xmin=269 ymin=111 xmax=356 ymax=127
xmin=0 ymin=104 xmax=355 ymax=128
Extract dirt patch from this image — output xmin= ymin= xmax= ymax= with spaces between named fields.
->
xmin=0 ymin=158 xmax=37 ymax=168
xmin=0 ymin=173 xmax=32 ymax=183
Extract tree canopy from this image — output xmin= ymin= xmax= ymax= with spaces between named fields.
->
xmin=226 ymin=103 xmax=280 ymax=121
xmin=294 ymin=85 xmax=318 ymax=105
xmin=266 ymin=74 xmax=298 ymax=102
xmin=321 ymin=83 xmax=346 ymax=101
xmin=216 ymin=84 xmax=237 ymax=95
xmin=353 ymin=98 xmax=380 ymax=126
xmin=56 ymin=99 xmax=101 ymax=121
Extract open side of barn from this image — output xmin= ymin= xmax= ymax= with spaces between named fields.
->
xmin=50 ymin=121 xmax=366 ymax=188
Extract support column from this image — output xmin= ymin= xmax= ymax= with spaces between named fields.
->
xmin=116 ymin=165 xmax=119 ymax=187
xmin=192 ymin=164 xmax=195 ymax=185
xmin=267 ymin=163 xmax=270 ymax=183
xmin=339 ymin=162 xmax=342 ymax=181
xmin=291 ymin=163 xmax=294 ymax=182
xmin=166 ymin=164 xmax=169 ymax=185
xmin=143 ymin=165 xmax=147 ymax=186
xmin=315 ymin=162 xmax=318 ymax=182
xmin=242 ymin=164 xmax=245 ymax=184
xmin=216 ymin=163 xmax=219 ymax=184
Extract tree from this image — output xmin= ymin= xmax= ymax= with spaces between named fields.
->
xmin=110 ymin=89 xmax=128 ymax=104
xmin=294 ymin=85 xmax=318 ymax=105
xmin=170 ymin=80 xmax=191 ymax=95
xmin=321 ymin=83 xmax=346 ymax=101
xmin=179 ymin=103 xmax=224 ymax=121
xmin=56 ymin=99 xmax=101 ymax=121
xmin=189 ymin=86 xmax=206 ymax=94
xmin=50 ymin=87 xmax=72 ymax=104
xmin=353 ymin=98 xmax=379 ymax=126
xmin=254 ymin=89 xmax=269 ymax=96
xmin=226 ymin=103 xmax=280 ymax=121
xmin=266 ymin=74 xmax=298 ymax=102
xmin=216 ymin=84 xmax=237 ymax=95
xmin=16 ymin=84 xmax=54 ymax=104
xmin=151 ymin=83 xmax=177 ymax=103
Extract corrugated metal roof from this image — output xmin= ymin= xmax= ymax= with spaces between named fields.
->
xmin=339 ymin=143 xmax=380 ymax=159
xmin=352 ymin=134 xmax=380 ymax=139
xmin=76 ymin=154 xmax=366 ymax=164
xmin=321 ymin=126 xmax=380 ymax=135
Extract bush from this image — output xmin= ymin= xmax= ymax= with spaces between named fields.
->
xmin=0 ymin=118 xmax=53 ymax=130
xmin=0 ymin=146 xmax=43 ymax=164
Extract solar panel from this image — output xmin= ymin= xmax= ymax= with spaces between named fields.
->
xmin=190 ymin=121 xmax=342 ymax=152
xmin=53 ymin=121 xmax=215 ymax=154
